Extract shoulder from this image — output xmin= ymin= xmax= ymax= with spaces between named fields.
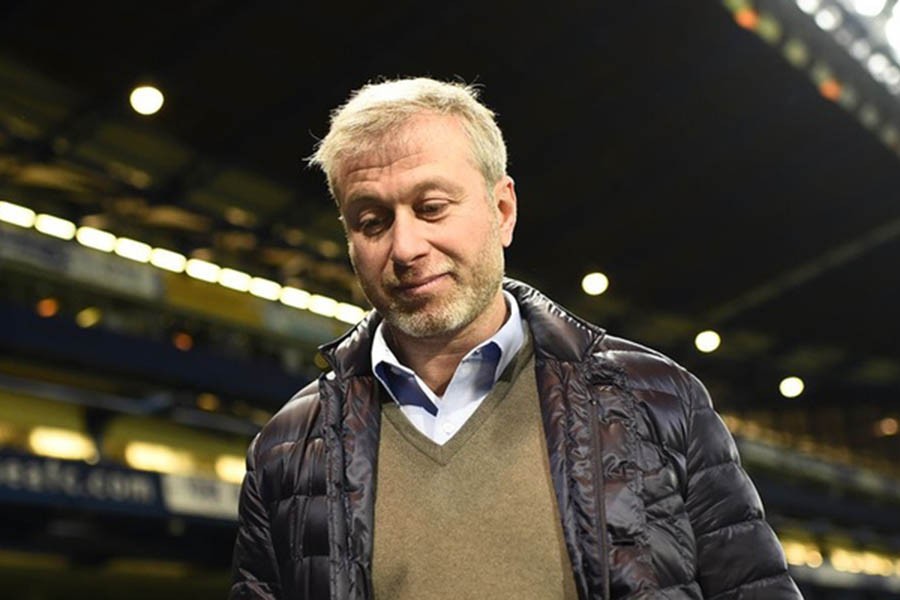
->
xmin=506 ymin=277 xmax=708 ymax=409
xmin=589 ymin=334 xmax=713 ymax=441
xmin=247 ymin=377 xmax=327 ymax=470
xmin=593 ymin=334 xmax=700 ymax=395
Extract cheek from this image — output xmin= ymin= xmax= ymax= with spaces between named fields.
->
xmin=348 ymin=241 xmax=383 ymax=278
xmin=437 ymin=218 xmax=489 ymax=249
xmin=463 ymin=221 xmax=498 ymax=252
xmin=347 ymin=244 xmax=364 ymax=274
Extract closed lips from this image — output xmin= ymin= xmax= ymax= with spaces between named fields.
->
xmin=396 ymin=274 xmax=446 ymax=290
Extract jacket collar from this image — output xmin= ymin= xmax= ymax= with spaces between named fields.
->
xmin=503 ymin=278 xmax=606 ymax=362
xmin=318 ymin=278 xmax=607 ymax=379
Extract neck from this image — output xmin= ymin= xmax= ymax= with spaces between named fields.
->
xmin=386 ymin=291 xmax=507 ymax=396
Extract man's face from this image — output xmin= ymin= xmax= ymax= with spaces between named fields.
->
xmin=335 ymin=114 xmax=517 ymax=339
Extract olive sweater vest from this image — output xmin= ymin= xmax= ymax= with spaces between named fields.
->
xmin=372 ymin=338 xmax=578 ymax=599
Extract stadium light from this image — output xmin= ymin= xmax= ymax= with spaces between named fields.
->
xmin=124 ymin=441 xmax=194 ymax=475
xmin=150 ymin=247 xmax=187 ymax=273
xmin=309 ymin=295 xmax=338 ymax=318
xmin=581 ymin=272 xmax=609 ymax=296
xmin=115 ymin=237 xmax=152 ymax=263
xmin=853 ymin=0 xmax=888 ymax=18
xmin=249 ymin=277 xmax=282 ymax=300
xmin=694 ymin=330 xmax=722 ymax=353
xmin=724 ymin=0 xmax=900 ymax=161
xmin=29 ymin=427 xmax=97 ymax=461
xmin=215 ymin=455 xmax=246 ymax=484
xmin=130 ymin=85 xmax=164 ymax=115
xmin=219 ymin=268 xmax=252 ymax=292
xmin=185 ymin=258 xmax=221 ymax=282
xmin=34 ymin=214 xmax=76 ymax=240
xmin=814 ymin=6 xmax=842 ymax=31
xmin=3 ymin=199 xmax=369 ymax=326
xmin=75 ymin=307 xmax=102 ymax=328
xmin=0 ymin=201 xmax=36 ymax=228
xmin=335 ymin=302 xmax=367 ymax=324
xmin=76 ymin=226 xmax=117 ymax=252
xmin=280 ymin=286 xmax=312 ymax=309
xmin=779 ymin=376 xmax=805 ymax=398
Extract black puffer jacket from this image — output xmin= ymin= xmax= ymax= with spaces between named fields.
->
xmin=230 ymin=280 xmax=802 ymax=599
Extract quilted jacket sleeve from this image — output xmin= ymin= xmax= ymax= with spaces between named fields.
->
xmin=683 ymin=373 xmax=802 ymax=599
xmin=229 ymin=435 xmax=281 ymax=599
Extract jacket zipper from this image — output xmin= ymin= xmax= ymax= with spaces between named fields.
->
xmin=588 ymin=396 xmax=611 ymax=600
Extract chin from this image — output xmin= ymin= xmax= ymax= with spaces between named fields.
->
xmin=385 ymin=305 xmax=472 ymax=339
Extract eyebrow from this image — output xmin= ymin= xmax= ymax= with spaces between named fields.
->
xmin=344 ymin=176 xmax=466 ymax=210
xmin=410 ymin=176 xmax=466 ymax=198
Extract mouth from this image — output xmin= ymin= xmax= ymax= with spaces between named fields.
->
xmin=392 ymin=273 xmax=449 ymax=296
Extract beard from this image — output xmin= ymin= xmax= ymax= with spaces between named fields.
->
xmin=385 ymin=254 xmax=503 ymax=338
xmin=355 ymin=222 xmax=505 ymax=339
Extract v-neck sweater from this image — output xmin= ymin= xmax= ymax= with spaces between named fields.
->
xmin=371 ymin=336 xmax=578 ymax=600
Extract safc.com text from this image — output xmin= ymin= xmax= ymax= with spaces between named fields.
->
xmin=0 ymin=454 xmax=157 ymax=505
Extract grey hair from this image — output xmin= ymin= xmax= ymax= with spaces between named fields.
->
xmin=308 ymin=77 xmax=507 ymax=202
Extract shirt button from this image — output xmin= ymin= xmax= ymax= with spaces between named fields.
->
xmin=442 ymin=422 xmax=455 ymax=435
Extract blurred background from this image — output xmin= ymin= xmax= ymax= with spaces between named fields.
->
xmin=0 ymin=0 xmax=898 ymax=598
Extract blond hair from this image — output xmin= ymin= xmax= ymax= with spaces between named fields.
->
xmin=309 ymin=77 xmax=507 ymax=201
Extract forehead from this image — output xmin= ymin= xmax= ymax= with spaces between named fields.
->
xmin=333 ymin=115 xmax=477 ymax=197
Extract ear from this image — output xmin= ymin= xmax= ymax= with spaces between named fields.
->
xmin=492 ymin=175 xmax=518 ymax=247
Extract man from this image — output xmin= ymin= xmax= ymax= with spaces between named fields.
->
xmin=230 ymin=78 xmax=802 ymax=599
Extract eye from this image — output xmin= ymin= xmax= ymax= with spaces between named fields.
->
xmin=354 ymin=209 xmax=392 ymax=236
xmin=359 ymin=216 xmax=386 ymax=235
xmin=416 ymin=200 xmax=448 ymax=219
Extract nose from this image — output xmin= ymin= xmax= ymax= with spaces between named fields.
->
xmin=389 ymin=212 xmax=429 ymax=266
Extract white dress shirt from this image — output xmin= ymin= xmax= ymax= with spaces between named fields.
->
xmin=371 ymin=291 xmax=526 ymax=445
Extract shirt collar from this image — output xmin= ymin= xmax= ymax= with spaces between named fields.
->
xmin=371 ymin=291 xmax=525 ymax=411
xmin=489 ymin=290 xmax=525 ymax=381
